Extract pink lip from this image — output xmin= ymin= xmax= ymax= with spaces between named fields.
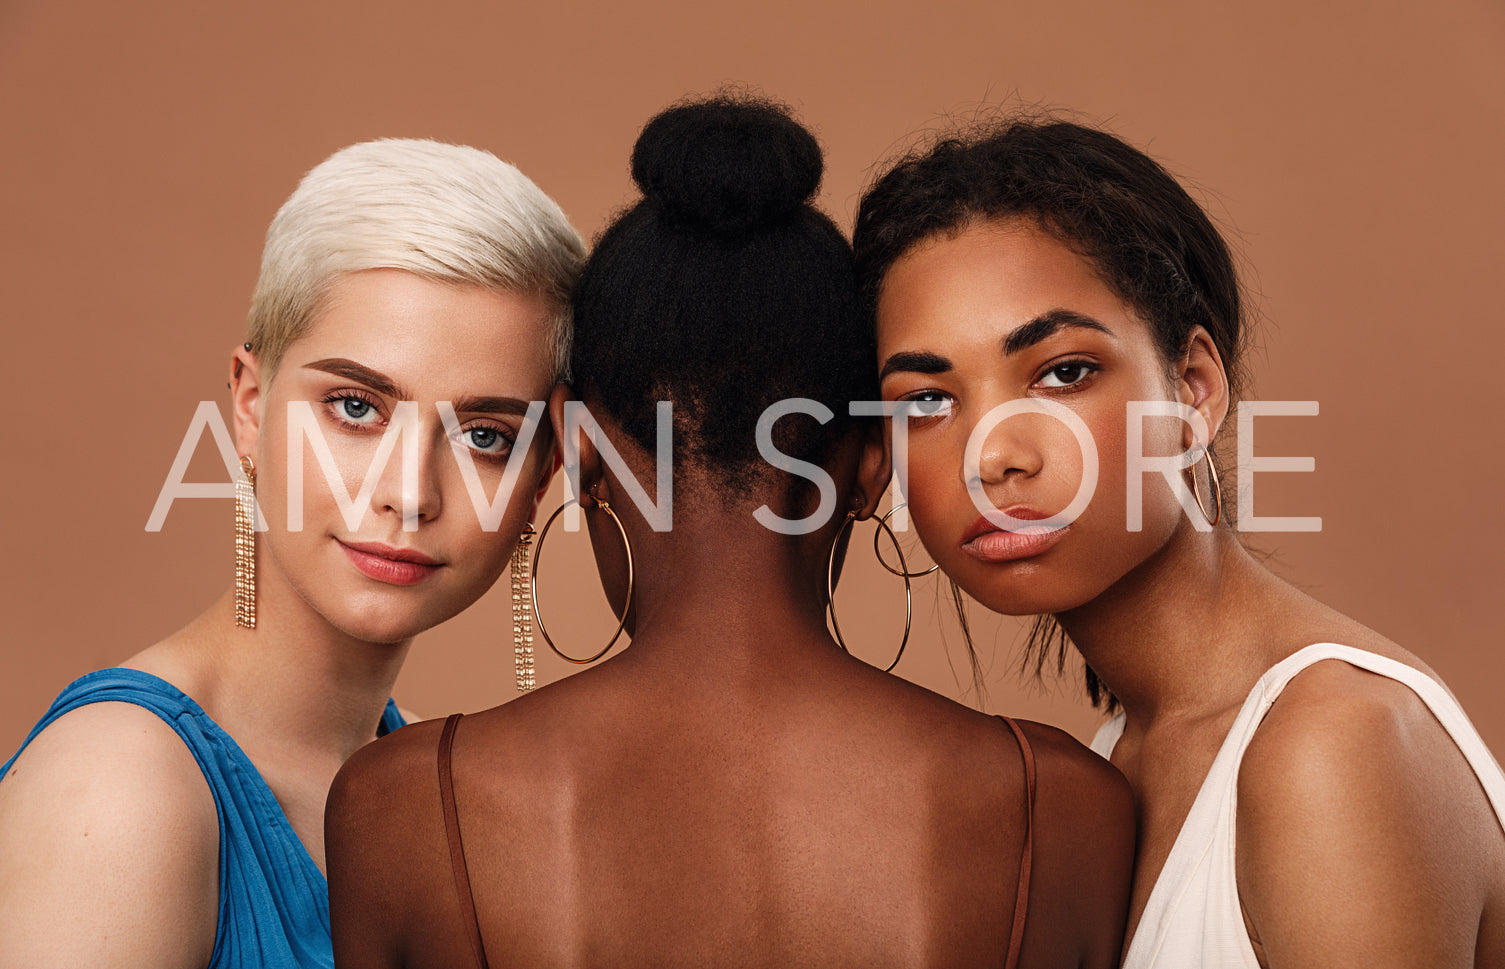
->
xmin=337 ymin=540 xmax=443 ymax=586
xmin=961 ymin=506 xmax=1069 ymax=563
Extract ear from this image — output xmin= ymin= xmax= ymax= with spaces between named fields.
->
xmin=1176 ymin=327 xmax=1231 ymax=450
xmin=230 ymin=343 xmax=263 ymax=459
xmin=851 ymin=418 xmax=894 ymax=521
xmin=546 ymin=383 xmax=601 ymax=499
xmin=530 ymin=439 xmax=563 ymax=521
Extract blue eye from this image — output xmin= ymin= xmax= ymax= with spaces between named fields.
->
xmin=323 ymin=392 xmax=382 ymax=425
xmin=455 ymin=423 xmax=514 ymax=463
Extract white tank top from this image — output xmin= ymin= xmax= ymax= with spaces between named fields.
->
xmin=1090 ymin=643 xmax=1505 ymax=968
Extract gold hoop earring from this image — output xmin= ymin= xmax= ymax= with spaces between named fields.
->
xmin=873 ymin=504 xmax=939 ymax=578
xmin=827 ymin=509 xmax=913 ymax=673
xmin=1189 ymin=447 xmax=1223 ymax=527
xmin=510 ymin=523 xmax=536 ymax=692
xmin=531 ymin=497 xmax=635 ymax=665
xmin=234 ymin=455 xmax=256 ymax=629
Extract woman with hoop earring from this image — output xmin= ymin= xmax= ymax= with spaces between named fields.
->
xmin=853 ymin=118 xmax=1505 ymax=967
xmin=326 ymin=95 xmax=1134 ymax=969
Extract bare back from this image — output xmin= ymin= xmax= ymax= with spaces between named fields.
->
xmin=328 ymin=651 xmax=1133 ymax=969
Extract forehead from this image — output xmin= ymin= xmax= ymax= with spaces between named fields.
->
xmin=282 ymin=268 xmax=556 ymax=397
xmin=876 ymin=220 xmax=1140 ymax=349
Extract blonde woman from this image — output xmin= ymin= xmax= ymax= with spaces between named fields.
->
xmin=0 ymin=139 xmax=584 ymax=969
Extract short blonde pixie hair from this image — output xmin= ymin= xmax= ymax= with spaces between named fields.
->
xmin=247 ymin=138 xmax=585 ymax=381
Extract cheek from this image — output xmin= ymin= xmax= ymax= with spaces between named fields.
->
xmin=440 ymin=461 xmax=539 ymax=560
xmin=253 ymin=407 xmax=375 ymax=528
xmin=896 ymin=431 xmax=958 ymax=509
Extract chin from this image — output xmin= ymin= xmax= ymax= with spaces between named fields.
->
xmin=943 ymin=555 xmax=1102 ymax=619
xmin=966 ymin=582 xmax=1086 ymax=618
xmin=325 ymin=603 xmax=448 ymax=645
xmin=310 ymin=582 xmax=479 ymax=645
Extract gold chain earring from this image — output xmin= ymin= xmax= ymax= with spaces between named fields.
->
xmin=531 ymin=496 xmax=635 ymax=665
xmin=826 ymin=507 xmax=914 ymax=673
xmin=234 ymin=455 xmax=256 ymax=628
xmin=1188 ymin=447 xmax=1224 ymax=526
xmin=511 ymin=523 xmax=536 ymax=692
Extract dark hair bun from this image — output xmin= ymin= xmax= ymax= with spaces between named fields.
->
xmin=631 ymin=95 xmax=823 ymax=236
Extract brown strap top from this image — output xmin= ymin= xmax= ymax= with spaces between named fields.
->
xmin=997 ymin=715 xmax=1038 ymax=969
xmin=438 ymin=713 xmax=490 ymax=969
xmin=437 ymin=711 xmax=1038 ymax=969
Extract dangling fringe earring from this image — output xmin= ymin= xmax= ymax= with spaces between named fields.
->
xmin=234 ymin=455 xmax=257 ymax=628
xmin=511 ymin=523 xmax=536 ymax=692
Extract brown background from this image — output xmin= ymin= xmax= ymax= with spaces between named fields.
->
xmin=1 ymin=0 xmax=1502 ymax=755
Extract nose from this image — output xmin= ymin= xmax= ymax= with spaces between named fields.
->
xmin=964 ymin=405 xmax=1046 ymax=493
xmin=371 ymin=401 xmax=443 ymax=531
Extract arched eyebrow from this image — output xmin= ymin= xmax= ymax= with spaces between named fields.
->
xmin=303 ymin=358 xmax=407 ymax=399
xmin=303 ymin=359 xmax=533 ymax=415
xmin=880 ymin=310 xmax=1114 ymax=381
xmin=448 ymin=395 xmax=533 ymax=416
xmin=879 ymin=350 xmax=952 ymax=380
xmin=1002 ymin=309 xmax=1114 ymax=355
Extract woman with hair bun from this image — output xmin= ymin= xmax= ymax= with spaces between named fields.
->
xmin=854 ymin=118 xmax=1505 ymax=968
xmin=327 ymin=96 xmax=1133 ymax=969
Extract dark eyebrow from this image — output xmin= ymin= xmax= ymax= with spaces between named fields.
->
xmin=879 ymin=350 xmax=953 ymax=381
xmin=1003 ymin=309 xmax=1114 ymax=356
xmin=303 ymin=358 xmax=407 ymax=399
xmin=448 ymin=396 xmax=534 ymax=417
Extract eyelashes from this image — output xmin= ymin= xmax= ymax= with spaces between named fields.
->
xmin=319 ymin=391 xmax=517 ymax=465
xmin=893 ymin=357 xmax=1102 ymax=424
xmin=453 ymin=424 xmax=515 ymax=464
xmin=1033 ymin=358 xmax=1099 ymax=390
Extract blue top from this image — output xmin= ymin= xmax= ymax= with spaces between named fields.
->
xmin=0 ymin=668 xmax=405 ymax=968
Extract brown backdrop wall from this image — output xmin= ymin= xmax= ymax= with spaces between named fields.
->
xmin=2 ymin=0 xmax=1502 ymax=754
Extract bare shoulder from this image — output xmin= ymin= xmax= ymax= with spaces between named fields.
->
xmin=326 ymin=717 xmax=452 ymax=901
xmin=0 ymin=699 xmax=217 ymax=828
xmin=327 ymin=718 xmax=461 ymax=968
xmin=0 ymin=702 xmax=219 ymax=969
xmin=1005 ymin=719 xmax=1131 ymax=824
xmin=330 ymin=716 xmax=446 ymax=811
xmin=1236 ymin=658 xmax=1502 ymax=966
xmin=1008 ymin=720 xmax=1134 ymax=969
xmin=1240 ymin=656 xmax=1469 ymax=811
xmin=1008 ymin=717 xmax=1134 ymax=854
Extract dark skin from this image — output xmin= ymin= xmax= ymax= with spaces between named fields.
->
xmin=878 ymin=220 xmax=1505 ymax=968
xmin=327 ymin=387 xmax=1135 ymax=969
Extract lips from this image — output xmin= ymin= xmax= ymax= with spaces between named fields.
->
xmin=337 ymin=539 xmax=443 ymax=586
xmin=960 ymin=506 xmax=1069 ymax=563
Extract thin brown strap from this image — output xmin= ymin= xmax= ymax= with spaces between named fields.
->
xmin=998 ymin=716 xmax=1036 ymax=969
xmin=438 ymin=713 xmax=490 ymax=969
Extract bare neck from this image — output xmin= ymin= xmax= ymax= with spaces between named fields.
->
xmin=1058 ymin=522 xmax=1303 ymax=730
xmin=130 ymin=580 xmax=410 ymax=765
xmin=606 ymin=502 xmax=842 ymax=685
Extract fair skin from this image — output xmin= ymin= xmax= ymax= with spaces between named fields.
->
xmin=0 ymin=269 xmax=559 ymax=969
xmin=877 ymin=219 xmax=1505 ymax=969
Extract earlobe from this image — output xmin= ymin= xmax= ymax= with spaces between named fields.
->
xmin=229 ymin=343 xmax=263 ymax=458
